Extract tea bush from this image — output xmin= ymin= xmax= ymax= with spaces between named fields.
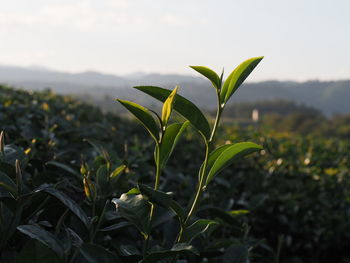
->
xmin=0 ymin=57 xmax=350 ymax=263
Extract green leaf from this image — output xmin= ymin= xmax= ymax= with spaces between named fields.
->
xmin=16 ymin=240 xmax=62 ymax=263
xmin=162 ymin=86 xmax=178 ymax=126
xmin=112 ymin=193 xmax=151 ymax=237
xmin=206 ymin=142 xmax=262 ymax=185
xmin=159 ymin=121 xmax=189 ymax=168
xmin=127 ymin=188 xmax=141 ymax=195
xmin=220 ymin=56 xmax=263 ymax=105
xmin=96 ymin=165 xmax=109 ymax=194
xmin=83 ymin=138 xmax=109 ymax=158
xmin=201 ymin=207 xmax=242 ymax=233
xmin=110 ymin=164 xmax=126 ymax=179
xmin=229 ymin=209 xmax=250 ymax=216
xmin=202 ymin=144 xmax=231 ymax=176
xmin=141 ymin=243 xmax=199 ymax=263
xmin=116 ymin=99 xmax=159 ymax=142
xmin=0 ymin=171 xmax=18 ymax=198
xmin=0 ymin=131 xmax=4 ymax=154
xmin=134 ymin=86 xmax=211 ymax=139
xmin=17 ymin=225 xmax=64 ymax=259
xmin=181 ymin=219 xmax=218 ymax=243
xmin=120 ymin=245 xmax=141 ymax=257
xmin=0 ymin=145 xmax=27 ymax=166
xmin=223 ymin=244 xmax=249 ymax=263
xmin=190 ymin=66 xmax=221 ymax=89
xmin=43 ymin=188 xmax=89 ymax=227
xmin=80 ymin=243 xmax=122 ymax=263
xmin=152 ymin=208 xmax=175 ymax=228
xmin=46 ymin=161 xmax=81 ymax=179
xmin=99 ymin=222 xmax=132 ymax=232
xmin=138 ymin=184 xmax=185 ymax=223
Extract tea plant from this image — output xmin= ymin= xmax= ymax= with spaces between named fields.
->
xmin=2 ymin=59 xmax=350 ymax=262
xmin=0 ymin=57 xmax=264 ymax=262
xmin=114 ymin=56 xmax=264 ymax=262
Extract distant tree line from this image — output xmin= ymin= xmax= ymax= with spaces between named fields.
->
xmin=208 ymin=100 xmax=350 ymax=139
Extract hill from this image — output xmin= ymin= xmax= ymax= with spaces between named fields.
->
xmin=0 ymin=65 xmax=349 ymax=115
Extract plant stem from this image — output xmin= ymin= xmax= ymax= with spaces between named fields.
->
xmin=177 ymin=90 xmax=223 ymax=243
xmin=182 ymin=140 xmax=209 ymax=227
xmin=144 ymin=142 xmax=162 ymax=254
xmin=69 ymin=247 xmax=79 ymax=263
xmin=150 ymin=143 xmax=162 ymax=220
xmin=209 ymin=91 xmax=223 ymax=143
xmin=90 ymin=200 xmax=108 ymax=243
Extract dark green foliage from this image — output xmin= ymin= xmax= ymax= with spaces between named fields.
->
xmin=0 ymin=56 xmax=264 ymax=262
xmin=1 ymin=55 xmax=349 ymax=263
xmin=17 ymin=225 xmax=65 ymax=259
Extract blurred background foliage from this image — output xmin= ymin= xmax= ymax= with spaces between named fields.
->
xmin=0 ymin=85 xmax=350 ymax=262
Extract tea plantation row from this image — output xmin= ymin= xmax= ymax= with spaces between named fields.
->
xmin=0 ymin=85 xmax=349 ymax=262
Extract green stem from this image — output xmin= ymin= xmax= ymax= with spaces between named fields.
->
xmin=69 ymin=247 xmax=80 ymax=263
xmin=92 ymin=201 xmax=96 ymax=219
xmin=144 ymin=142 xmax=162 ymax=255
xmin=154 ymin=146 xmax=162 ymax=192
xmin=177 ymin=90 xmax=223 ymax=243
xmin=55 ymin=209 xmax=69 ymax=234
xmin=183 ymin=140 xmax=209 ymax=227
xmin=209 ymin=91 xmax=223 ymax=143
xmin=90 ymin=200 xmax=108 ymax=243
xmin=25 ymin=196 xmax=51 ymax=222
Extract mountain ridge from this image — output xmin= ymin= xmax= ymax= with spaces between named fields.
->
xmin=0 ymin=65 xmax=349 ymax=115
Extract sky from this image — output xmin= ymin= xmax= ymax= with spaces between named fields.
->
xmin=0 ymin=0 xmax=349 ymax=81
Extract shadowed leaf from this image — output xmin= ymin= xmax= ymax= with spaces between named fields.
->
xmin=80 ymin=243 xmax=122 ymax=263
xmin=138 ymin=184 xmax=185 ymax=223
xmin=117 ymin=99 xmax=159 ymax=142
xmin=43 ymin=188 xmax=89 ymax=227
xmin=17 ymin=225 xmax=64 ymax=259
xmin=181 ymin=219 xmax=218 ymax=243
xmin=159 ymin=121 xmax=189 ymax=168
xmin=141 ymin=243 xmax=198 ymax=263
xmin=112 ymin=193 xmax=151 ymax=237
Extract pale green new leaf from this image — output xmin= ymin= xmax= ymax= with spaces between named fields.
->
xmin=110 ymin=164 xmax=127 ymax=179
xmin=159 ymin=121 xmax=189 ymax=168
xmin=206 ymin=142 xmax=262 ymax=185
xmin=134 ymin=86 xmax=211 ymax=139
xmin=161 ymin=86 xmax=178 ymax=126
xmin=190 ymin=66 xmax=221 ymax=89
xmin=116 ymin=99 xmax=159 ymax=142
xmin=220 ymin=56 xmax=263 ymax=105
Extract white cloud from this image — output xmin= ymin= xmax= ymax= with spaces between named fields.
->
xmin=0 ymin=0 xmax=162 ymax=33
xmin=0 ymin=1 xmax=119 ymax=31
xmin=161 ymin=14 xmax=207 ymax=27
xmin=40 ymin=0 xmax=97 ymax=30
xmin=106 ymin=0 xmax=130 ymax=8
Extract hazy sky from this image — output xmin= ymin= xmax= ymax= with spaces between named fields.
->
xmin=1 ymin=0 xmax=349 ymax=81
